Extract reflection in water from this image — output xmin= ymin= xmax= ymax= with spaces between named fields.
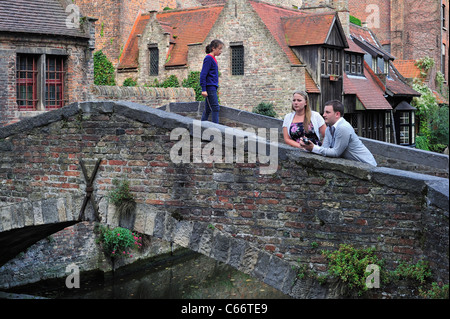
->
xmin=14 ymin=251 xmax=291 ymax=299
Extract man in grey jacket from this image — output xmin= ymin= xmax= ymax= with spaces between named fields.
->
xmin=300 ymin=100 xmax=377 ymax=166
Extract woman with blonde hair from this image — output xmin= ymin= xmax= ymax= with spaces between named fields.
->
xmin=282 ymin=90 xmax=326 ymax=149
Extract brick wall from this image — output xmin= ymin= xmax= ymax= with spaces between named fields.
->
xmin=348 ymin=0 xmax=391 ymax=46
xmin=0 ymin=101 xmax=448 ymax=287
xmin=0 ymin=33 xmax=93 ymax=127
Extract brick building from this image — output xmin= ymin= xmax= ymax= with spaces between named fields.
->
xmin=117 ymin=0 xmax=418 ymax=145
xmin=0 ymin=0 xmax=96 ymax=127
xmin=349 ymin=0 xmax=449 ymax=89
xmin=117 ymin=0 xmax=349 ymax=116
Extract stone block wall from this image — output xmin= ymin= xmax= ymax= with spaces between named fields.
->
xmin=0 ymin=101 xmax=448 ymax=289
xmin=91 ymin=85 xmax=196 ymax=107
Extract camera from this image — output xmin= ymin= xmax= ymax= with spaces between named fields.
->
xmin=302 ymin=137 xmax=311 ymax=145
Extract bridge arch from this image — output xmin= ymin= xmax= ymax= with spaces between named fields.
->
xmin=108 ymin=202 xmax=301 ymax=297
xmin=0 ymin=196 xmax=305 ymax=297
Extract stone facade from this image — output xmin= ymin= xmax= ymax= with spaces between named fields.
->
xmin=132 ymin=0 xmax=310 ymax=115
xmin=91 ymin=85 xmax=196 ymax=107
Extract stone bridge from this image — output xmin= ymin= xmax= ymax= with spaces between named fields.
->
xmin=0 ymin=101 xmax=448 ymax=298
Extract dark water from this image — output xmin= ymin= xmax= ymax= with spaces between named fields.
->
xmin=8 ymin=251 xmax=291 ymax=299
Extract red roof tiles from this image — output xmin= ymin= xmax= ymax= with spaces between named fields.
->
xmin=118 ymin=5 xmax=224 ymax=69
xmin=158 ymin=6 xmax=224 ymax=67
xmin=343 ymin=62 xmax=392 ymax=110
xmin=392 ymin=60 xmax=422 ymax=80
xmin=282 ymin=12 xmax=336 ymax=46
xmin=249 ymin=1 xmax=303 ymax=65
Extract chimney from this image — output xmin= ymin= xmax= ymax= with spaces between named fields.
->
xmin=149 ymin=10 xmax=158 ymax=20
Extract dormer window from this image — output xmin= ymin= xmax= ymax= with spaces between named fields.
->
xmin=345 ymin=53 xmax=363 ymax=76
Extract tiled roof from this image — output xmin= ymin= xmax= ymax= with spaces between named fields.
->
xmin=345 ymin=36 xmax=366 ymax=54
xmin=0 ymin=0 xmax=89 ymax=38
xmin=249 ymin=0 xmax=303 ymax=65
xmin=349 ymin=26 xmax=419 ymax=98
xmin=349 ymin=23 xmax=379 ymax=47
xmin=118 ymin=5 xmax=224 ymax=69
xmin=305 ymin=70 xmax=320 ymax=93
xmin=118 ymin=13 xmax=150 ymax=69
xmin=386 ymin=64 xmax=421 ymax=97
xmin=344 ymin=61 xmax=392 ymax=110
xmin=392 ymin=60 xmax=422 ymax=79
xmin=158 ymin=6 xmax=224 ymax=67
xmin=282 ymin=12 xmax=337 ymax=46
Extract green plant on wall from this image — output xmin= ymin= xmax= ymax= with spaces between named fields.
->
xmin=321 ymin=244 xmax=384 ymax=296
xmin=252 ymin=102 xmax=277 ymax=118
xmin=293 ymin=243 xmax=446 ymax=298
xmin=107 ymin=179 xmax=136 ymax=228
xmin=98 ymin=225 xmax=143 ymax=259
xmin=182 ymin=71 xmax=203 ymax=101
xmin=93 ymin=50 xmax=116 ymax=86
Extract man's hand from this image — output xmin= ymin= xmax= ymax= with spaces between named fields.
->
xmin=201 ymin=91 xmax=208 ymax=97
xmin=299 ymin=139 xmax=314 ymax=152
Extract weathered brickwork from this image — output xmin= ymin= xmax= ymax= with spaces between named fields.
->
xmin=0 ymin=34 xmax=93 ymax=127
xmin=0 ymin=102 xmax=448 ymax=295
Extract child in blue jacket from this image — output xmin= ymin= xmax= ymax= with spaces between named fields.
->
xmin=200 ymin=39 xmax=224 ymax=123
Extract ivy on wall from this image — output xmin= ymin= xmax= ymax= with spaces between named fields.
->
xmin=93 ymin=50 xmax=116 ymax=86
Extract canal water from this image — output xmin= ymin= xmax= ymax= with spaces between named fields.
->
xmin=7 ymin=250 xmax=291 ymax=299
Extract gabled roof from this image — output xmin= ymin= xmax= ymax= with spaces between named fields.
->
xmin=249 ymin=0 xmax=304 ymax=65
xmin=386 ymin=64 xmax=421 ymax=97
xmin=344 ymin=61 xmax=392 ymax=110
xmin=158 ymin=5 xmax=225 ymax=67
xmin=349 ymin=24 xmax=420 ymax=98
xmin=118 ymin=5 xmax=224 ymax=69
xmin=282 ymin=12 xmax=348 ymax=48
xmin=119 ymin=13 xmax=151 ymax=69
xmin=0 ymin=0 xmax=89 ymax=39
